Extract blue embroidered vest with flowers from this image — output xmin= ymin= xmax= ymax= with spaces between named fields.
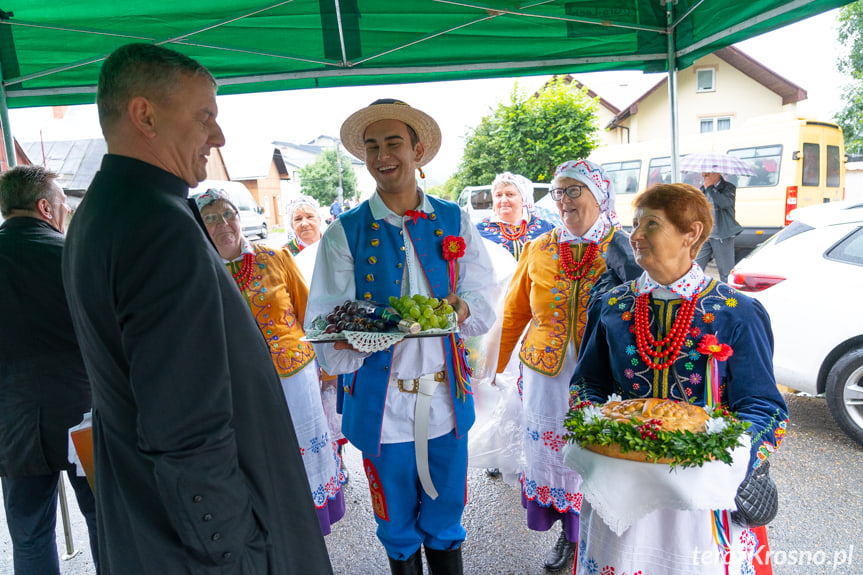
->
xmin=338 ymin=196 xmax=475 ymax=455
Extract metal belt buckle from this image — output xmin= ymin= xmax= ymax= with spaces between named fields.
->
xmin=397 ymin=378 xmax=420 ymax=393
xmin=434 ymin=370 xmax=446 ymax=382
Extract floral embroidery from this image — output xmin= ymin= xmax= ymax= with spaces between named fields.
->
xmin=690 ymin=373 xmax=702 ymax=385
xmin=624 ymin=368 xmax=635 ymax=379
xmin=689 ymin=350 xmax=702 ymax=360
xmin=726 ymin=297 xmax=738 ymax=307
xmin=703 ymin=312 xmax=715 ymax=324
xmin=690 ymin=327 xmax=701 ymax=337
xmin=685 ymin=361 xmax=694 ymax=371
xmin=625 ymin=345 xmax=637 ymax=356
xmin=622 ymin=311 xmax=632 ymax=321
xmin=630 ymin=358 xmax=639 ymax=366
xmin=608 ymin=297 xmax=618 ymax=305
xmin=632 ymin=382 xmax=640 ymax=390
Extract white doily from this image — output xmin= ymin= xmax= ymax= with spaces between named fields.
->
xmin=344 ymin=330 xmax=407 ymax=352
xmin=563 ymin=435 xmax=750 ymax=535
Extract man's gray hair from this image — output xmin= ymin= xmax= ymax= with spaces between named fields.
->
xmin=0 ymin=165 xmax=60 ymax=218
xmin=97 ymin=43 xmax=216 ymax=134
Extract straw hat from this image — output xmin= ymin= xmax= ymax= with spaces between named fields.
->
xmin=340 ymin=99 xmax=441 ymax=167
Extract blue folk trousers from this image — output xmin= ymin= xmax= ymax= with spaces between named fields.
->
xmin=362 ymin=429 xmax=468 ymax=560
xmin=1 ymin=472 xmax=99 ymax=575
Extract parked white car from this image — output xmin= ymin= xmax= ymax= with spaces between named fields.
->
xmin=729 ymin=200 xmax=863 ymax=446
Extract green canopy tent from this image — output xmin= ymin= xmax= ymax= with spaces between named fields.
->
xmin=0 ymin=0 xmax=853 ymax=171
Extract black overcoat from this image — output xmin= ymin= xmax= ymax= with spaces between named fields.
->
xmin=63 ymin=155 xmax=333 ymax=575
xmin=0 ymin=217 xmax=92 ymax=477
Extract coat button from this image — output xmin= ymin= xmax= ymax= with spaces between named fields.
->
xmin=202 ymin=513 xmax=213 ymax=521
xmin=223 ymin=552 xmax=232 ymax=560
xmin=211 ymin=532 xmax=222 ymax=541
xmin=193 ymin=495 xmax=203 ymax=503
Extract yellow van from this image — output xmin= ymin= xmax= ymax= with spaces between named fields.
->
xmin=589 ymin=114 xmax=845 ymax=259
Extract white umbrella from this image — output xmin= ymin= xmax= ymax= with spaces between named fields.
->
xmin=679 ymin=151 xmax=756 ymax=176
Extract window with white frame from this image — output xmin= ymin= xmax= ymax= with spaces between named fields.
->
xmin=696 ymin=68 xmax=715 ymax=92
xmin=699 ymin=116 xmax=732 ymax=133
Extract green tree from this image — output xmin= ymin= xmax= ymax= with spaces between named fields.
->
xmin=452 ymin=76 xmax=600 ymax=191
xmin=298 ymin=148 xmax=358 ymax=205
xmin=836 ymin=2 xmax=863 ymax=154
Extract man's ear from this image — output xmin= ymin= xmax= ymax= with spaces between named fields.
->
xmin=35 ymin=197 xmax=52 ymax=220
xmin=414 ymin=141 xmax=425 ymax=164
xmin=127 ymin=96 xmax=157 ymax=139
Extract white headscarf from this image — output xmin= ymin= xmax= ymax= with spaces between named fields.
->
xmin=286 ymin=196 xmax=325 ymax=247
xmin=491 ymin=172 xmax=534 ymax=209
xmin=552 ymin=159 xmax=620 ymax=229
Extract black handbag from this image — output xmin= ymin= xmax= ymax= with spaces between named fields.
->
xmin=730 ymin=459 xmax=779 ymax=528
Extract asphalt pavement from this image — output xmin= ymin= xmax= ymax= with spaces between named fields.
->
xmin=0 ymin=392 xmax=860 ymax=575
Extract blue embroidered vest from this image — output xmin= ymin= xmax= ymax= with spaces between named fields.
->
xmin=338 ymin=196 xmax=475 ymax=455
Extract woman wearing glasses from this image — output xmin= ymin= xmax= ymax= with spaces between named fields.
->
xmin=496 ymin=160 xmax=640 ymax=572
xmin=195 ymin=189 xmax=346 ymax=536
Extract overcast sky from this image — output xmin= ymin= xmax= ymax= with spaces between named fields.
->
xmin=8 ymin=9 xmax=850 ymax=186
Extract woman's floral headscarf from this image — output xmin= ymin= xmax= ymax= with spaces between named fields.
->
xmin=552 ymin=159 xmax=620 ymax=229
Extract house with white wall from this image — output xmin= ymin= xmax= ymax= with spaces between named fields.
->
xmin=601 ymin=46 xmax=807 ymax=145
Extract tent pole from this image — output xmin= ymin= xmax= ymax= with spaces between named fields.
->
xmin=0 ymin=67 xmax=16 ymax=169
xmin=666 ymin=1 xmax=679 ymax=183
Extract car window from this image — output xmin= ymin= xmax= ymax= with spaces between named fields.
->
xmin=826 ymin=226 xmax=863 ymax=266
xmin=771 ymin=220 xmax=814 ymax=245
xmin=827 ymin=145 xmax=841 ymax=188
xmin=727 ymin=145 xmax=782 ymax=188
xmin=802 ymin=143 xmax=820 ymax=187
xmin=471 ymin=189 xmax=492 ymax=210
xmin=601 ymin=160 xmax=641 ymax=194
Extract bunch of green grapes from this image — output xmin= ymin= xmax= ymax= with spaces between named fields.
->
xmin=388 ymin=294 xmax=455 ymax=332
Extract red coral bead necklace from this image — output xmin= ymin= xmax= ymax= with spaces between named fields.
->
xmin=232 ymin=252 xmax=256 ymax=291
xmin=499 ymin=220 xmax=528 ymax=241
xmin=634 ymin=292 xmax=699 ymax=370
xmin=559 ymin=241 xmax=599 ymax=282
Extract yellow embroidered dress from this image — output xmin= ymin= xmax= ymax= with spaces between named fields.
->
xmin=496 ymin=224 xmax=618 ymax=538
xmin=225 ymin=243 xmax=344 ymax=533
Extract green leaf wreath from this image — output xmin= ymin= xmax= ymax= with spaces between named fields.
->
xmin=563 ymin=399 xmax=751 ymax=469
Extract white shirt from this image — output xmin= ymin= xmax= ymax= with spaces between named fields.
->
xmin=305 ymin=190 xmax=496 ymax=443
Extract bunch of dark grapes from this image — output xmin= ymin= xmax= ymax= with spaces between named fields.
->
xmin=323 ymin=301 xmax=389 ymax=334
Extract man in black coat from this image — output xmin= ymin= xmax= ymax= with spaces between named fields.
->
xmin=696 ymin=172 xmax=744 ymax=282
xmin=0 ymin=165 xmax=99 ymax=574
xmin=62 ymin=43 xmax=332 ymax=574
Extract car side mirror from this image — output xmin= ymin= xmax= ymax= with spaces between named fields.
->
xmin=256 ymin=206 xmax=264 ymax=214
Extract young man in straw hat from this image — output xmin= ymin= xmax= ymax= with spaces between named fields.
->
xmin=306 ymin=99 xmax=495 ymax=575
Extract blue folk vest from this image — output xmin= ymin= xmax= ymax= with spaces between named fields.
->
xmin=338 ymin=196 xmax=475 ymax=455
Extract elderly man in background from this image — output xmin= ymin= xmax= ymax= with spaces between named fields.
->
xmin=62 ymin=43 xmax=332 ymax=574
xmin=0 ymin=165 xmax=99 ymax=574
xmin=695 ymin=171 xmax=743 ymax=282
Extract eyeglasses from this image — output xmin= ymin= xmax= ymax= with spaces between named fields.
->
xmin=549 ymin=184 xmax=588 ymax=201
xmin=203 ymin=209 xmax=238 ymax=226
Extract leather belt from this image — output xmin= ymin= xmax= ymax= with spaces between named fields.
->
xmin=394 ymin=370 xmax=447 ymax=500
xmin=397 ymin=370 xmax=446 ymax=393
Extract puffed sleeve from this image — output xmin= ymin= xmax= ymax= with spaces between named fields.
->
xmin=725 ymin=298 xmax=789 ymax=470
